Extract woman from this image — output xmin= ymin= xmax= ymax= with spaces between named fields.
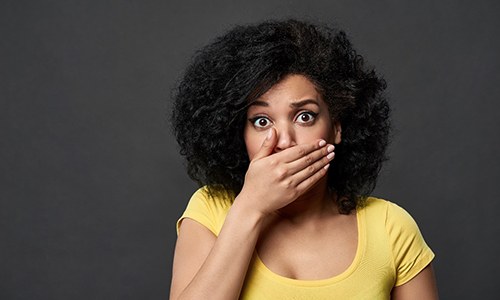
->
xmin=170 ymin=19 xmax=438 ymax=299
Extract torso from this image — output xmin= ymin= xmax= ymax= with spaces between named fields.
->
xmin=179 ymin=188 xmax=434 ymax=298
xmin=256 ymin=210 xmax=358 ymax=280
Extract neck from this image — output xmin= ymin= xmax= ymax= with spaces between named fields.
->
xmin=276 ymin=178 xmax=338 ymax=223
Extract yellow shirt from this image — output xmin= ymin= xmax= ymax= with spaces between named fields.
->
xmin=177 ymin=187 xmax=435 ymax=299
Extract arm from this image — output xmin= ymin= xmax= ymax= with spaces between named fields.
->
xmin=170 ymin=201 xmax=266 ymax=300
xmin=391 ymin=264 xmax=438 ymax=300
xmin=169 ymin=129 xmax=335 ymax=300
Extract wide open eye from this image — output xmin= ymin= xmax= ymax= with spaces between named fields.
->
xmin=295 ymin=111 xmax=318 ymax=124
xmin=250 ymin=116 xmax=272 ymax=129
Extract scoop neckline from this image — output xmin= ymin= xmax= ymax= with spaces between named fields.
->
xmin=253 ymin=206 xmax=366 ymax=287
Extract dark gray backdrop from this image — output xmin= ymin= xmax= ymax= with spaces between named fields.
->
xmin=1 ymin=0 xmax=499 ymax=299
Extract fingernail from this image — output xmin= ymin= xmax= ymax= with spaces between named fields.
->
xmin=319 ymin=140 xmax=326 ymax=147
xmin=327 ymin=145 xmax=335 ymax=152
xmin=323 ymin=163 xmax=330 ymax=170
xmin=327 ymin=152 xmax=335 ymax=160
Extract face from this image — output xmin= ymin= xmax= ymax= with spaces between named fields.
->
xmin=244 ymin=74 xmax=341 ymax=160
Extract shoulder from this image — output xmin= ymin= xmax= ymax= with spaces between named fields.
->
xmin=362 ymin=197 xmax=419 ymax=229
xmin=176 ymin=186 xmax=233 ymax=236
xmin=361 ymin=197 xmax=428 ymax=250
xmin=189 ymin=186 xmax=234 ymax=214
xmin=362 ymin=197 xmax=435 ymax=286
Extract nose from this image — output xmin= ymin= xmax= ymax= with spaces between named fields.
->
xmin=273 ymin=124 xmax=296 ymax=152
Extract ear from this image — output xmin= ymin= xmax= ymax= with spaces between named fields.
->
xmin=333 ymin=121 xmax=342 ymax=144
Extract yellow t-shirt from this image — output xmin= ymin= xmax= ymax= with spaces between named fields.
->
xmin=177 ymin=187 xmax=435 ymax=299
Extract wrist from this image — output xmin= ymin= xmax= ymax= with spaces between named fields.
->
xmin=230 ymin=194 xmax=268 ymax=229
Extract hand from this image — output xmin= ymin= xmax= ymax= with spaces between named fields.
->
xmin=236 ymin=128 xmax=335 ymax=216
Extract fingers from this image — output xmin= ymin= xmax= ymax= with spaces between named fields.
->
xmin=295 ymin=161 xmax=330 ymax=193
xmin=252 ymin=128 xmax=277 ymax=161
xmin=276 ymin=141 xmax=334 ymax=195
xmin=286 ymin=144 xmax=335 ymax=175
xmin=290 ymin=147 xmax=334 ymax=188
xmin=279 ymin=140 xmax=325 ymax=163
xmin=252 ymin=136 xmax=334 ymax=194
xmin=241 ymin=137 xmax=335 ymax=214
xmin=266 ymin=140 xmax=334 ymax=194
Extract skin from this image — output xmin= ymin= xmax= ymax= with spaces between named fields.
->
xmin=170 ymin=74 xmax=438 ymax=299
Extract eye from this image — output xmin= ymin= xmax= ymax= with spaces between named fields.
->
xmin=250 ymin=116 xmax=272 ymax=129
xmin=295 ymin=111 xmax=318 ymax=124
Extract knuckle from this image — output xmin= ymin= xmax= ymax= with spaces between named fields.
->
xmin=307 ymin=165 xmax=315 ymax=174
xmin=304 ymin=155 xmax=313 ymax=165
xmin=276 ymin=167 xmax=287 ymax=179
xmin=283 ymin=179 xmax=293 ymax=189
xmin=297 ymin=147 xmax=306 ymax=157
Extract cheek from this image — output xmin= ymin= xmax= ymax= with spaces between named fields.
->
xmin=321 ymin=120 xmax=338 ymax=144
xmin=326 ymin=127 xmax=336 ymax=144
xmin=296 ymin=123 xmax=334 ymax=144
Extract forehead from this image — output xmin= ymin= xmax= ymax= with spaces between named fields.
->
xmin=247 ymin=74 xmax=327 ymax=112
xmin=258 ymin=74 xmax=321 ymax=102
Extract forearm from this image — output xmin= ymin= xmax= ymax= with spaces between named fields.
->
xmin=176 ymin=200 xmax=266 ymax=300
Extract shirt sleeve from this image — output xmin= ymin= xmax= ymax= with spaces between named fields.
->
xmin=176 ymin=187 xmax=232 ymax=236
xmin=385 ymin=202 xmax=435 ymax=286
xmin=176 ymin=187 xmax=219 ymax=236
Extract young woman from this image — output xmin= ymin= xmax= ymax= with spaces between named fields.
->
xmin=170 ymin=19 xmax=438 ymax=299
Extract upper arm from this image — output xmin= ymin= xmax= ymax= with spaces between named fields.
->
xmin=170 ymin=218 xmax=217 ymax=300
xmin=385 ymin=202 xmax=435 ymax=286
xmin=391 ymin=264 xmax=438 ymax=300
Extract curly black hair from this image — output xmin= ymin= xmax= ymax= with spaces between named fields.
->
xmin=171 ymin=19 xmax=391 ymax=214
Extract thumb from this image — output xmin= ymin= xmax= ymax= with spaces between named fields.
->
xmin=253 ymin=127 xmax=277 ymax=160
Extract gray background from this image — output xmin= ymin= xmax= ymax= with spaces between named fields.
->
xmin=1 ymin=0 xmax=499 ymax=299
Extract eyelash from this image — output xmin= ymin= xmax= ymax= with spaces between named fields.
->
xmin=296 ymin=111 xmax=318 ymax=124
xmin=249 ymin=111 xmax=318 ymax=129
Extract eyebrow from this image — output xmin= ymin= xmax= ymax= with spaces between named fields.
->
xmin=249 ymin=100 xmax=269 ymax=107
xmin=290 ymin=99 xmax=319 ymax=108
xmin=249 ymin=99 xmax=319 ymax=108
